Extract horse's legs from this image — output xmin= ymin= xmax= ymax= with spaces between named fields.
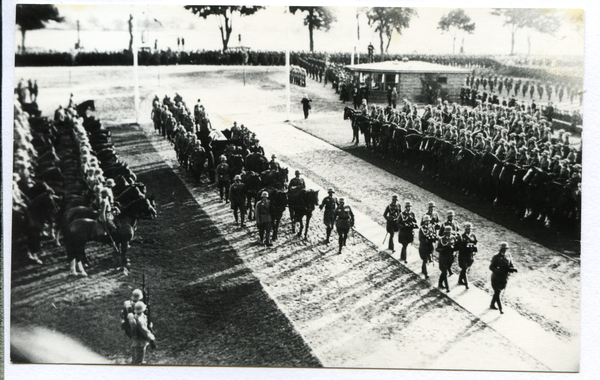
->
xmin=290 ymin=211 xmax=296 ymax=233
xmin=297 ymin=216 xmax=303 ymax=237
xmin=304 ymin=215 xmax=311 ymax=239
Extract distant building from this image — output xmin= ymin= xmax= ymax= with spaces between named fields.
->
xmin=345 ymin=60 xmax=470 ymax=104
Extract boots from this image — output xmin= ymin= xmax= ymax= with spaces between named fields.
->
xmin=77 ymin=261 xmax=88 ymax=276
xmin=69 ymin=259 xmax=77 ymax=276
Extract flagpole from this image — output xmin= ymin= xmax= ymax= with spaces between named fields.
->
xmin=132 ymin=10 xmax=140 ymax=125
xmin=285 ymin=9 xmax=291 ymax=122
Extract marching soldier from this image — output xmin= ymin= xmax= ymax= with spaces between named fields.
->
xmin=422 ymin=201 xmax=440 ymax=230
xmin=489 ymin=242 xmax=518 ymax=314
xmin=215 ymin=156 xmax=230 ymax=203
xmin=288 ymin=170 xmax=306 ymax=191
xmin=398 ymin=201 xmax=417 ymax=263
xmin=319 ymin=188 xmax=338 ymax=244
xmin=383 ymin=194 xmax=401 ymax=252
xmin=439 ymin=210 xmax=459 ymax=236
xmin=333 ymin=198 xmax=354 ymax=255
xmin=255 ymin=191 xmax=273 ymax=246
xmin=120 ymin=289 xmax=143 ymax=338
xmin=229 ymin=175 xmax=247 ymax=227
xmin=437 ymin=226 xmax=457 ymax=292
xmin=457 ymin=222 xmax=477 ymax=289
xmin=418 ymin=215 xmax=438 ymax=279
xmin=130 ymin=301 xmax=156 ymax=364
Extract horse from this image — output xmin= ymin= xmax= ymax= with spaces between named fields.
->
xmin=63 ymin=197 xmax=157 ymax=276
xmin=288 ymin=188 xmax=320 ymax=239
xmin=76 ymin=100 xmax=96 ymax=119
xmin=260 ymin=167 xmax=288 ymax=190
xmin=245 ymin=153 xmax=269 ymax=174
xmin=12 ymin=192 xmax=61 ymax=265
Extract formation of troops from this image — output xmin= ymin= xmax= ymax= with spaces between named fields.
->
xmin=342 ymin=96 xmax=581 ymax=233
xmin=289 ymin=65 xmax=307 ymax=87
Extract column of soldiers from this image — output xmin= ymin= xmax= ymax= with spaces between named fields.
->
xmin=382 ymin=196 xmax=514 ymax=313
xmin=290 ymin=65 xmax=307 ymax=87
xmin=462 ymin=75 xmax=583 ymax=126
xmin=344 ymin=96 xmax=581 ymax=233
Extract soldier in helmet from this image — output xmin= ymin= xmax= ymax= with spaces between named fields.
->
xmin=288 ymin=170 xmax=306 ymax=191
xmin=489 ymin=242 xmax=518 ymax=314
xmin=383 ymin=194 xmax=401 ymax=252
xmin=121 ymin=289 xmax=144 ymax=338
xmin=418 ymin=215 xmax=438 ymax=279
xmin=215 ymin=155 xmax=230 ymax=203
xmin=319 ymin=188 xmax=338 ymax=244
xmin=130 ymin=301 xmax=156 ymax=364
xmin=332 ymin=198 xmax=354 ymax=254
xmin=422 ymin=201 xmax=440 ymax=230
xmin=255 ymin=191 xmax=273 ymax=246
xmin=457 ymin=222 xmax=478 ymax=289
xmin=229 ymin=175 xmax=247 ymax=227
xmin=437 ymin=225 xmax=457 ymax=292
xmin=269 ymin=154 xmax=281 ymax=171
xmin=398 ymin=201 xmax=417 ymax=263
xmin=439 ymin=210 xmax=459 ymax=236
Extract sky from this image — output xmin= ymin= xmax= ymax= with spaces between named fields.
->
xmin=13 ymin=3 xmax=584 ymax=58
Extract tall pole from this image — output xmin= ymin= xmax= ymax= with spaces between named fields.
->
xmin=131 ymin=11 xmax=140 ymax=124
xmin=285 ymin=10 xmax=291 ymax=121
xmin=356 ymin=8 xmax=361 ymax=65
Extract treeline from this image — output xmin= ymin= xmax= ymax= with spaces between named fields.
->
xmin=15 ymin=49 xmax=287 ymax=67
xmin=15 ymin=50 xmax=581 ymax=85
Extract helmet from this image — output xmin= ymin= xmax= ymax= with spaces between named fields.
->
xmin=271 ymin=154 xmax=277 ymax=159
xmin=132 ymin=289 xmax=143 ymax=301
xmin=327 ymin=187 xmax=335 ymax=193
xmin=422 ymin=215 xmax=431 ymax=222
xmin=499 ymin=242 xmax=509 ymax=249
xmin=295 ymin=170 xmax=301 ymax=175
xmin=447 ymin=210 xmax=455 ymax=216
xmin=105 ymin=179 xmax=115 ymax=187
xmin=392 ymin=194 xmax=398 ymax=200
xmin=428 ymin=201 xmax=435 ymax=207
xmin=220 ymin=156 xmax=227 ymax=162
xmin=134 ymin=301 xmax=146 ymax=313
xmin=261 ymin=191 xmax=269 ymax=198
xmin=234 ymin=175 xmax=242 ymax=181
xmin=464 ymin=222 xmax=472 ymax=228
xmin=404 ymin=201 xmax=412 ymax=207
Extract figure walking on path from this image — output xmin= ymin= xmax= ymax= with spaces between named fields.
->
xmin=333 ymin=198 xmax=354 ymax=255
xmin=301 ymin=94 xmax=312 ymax=119
xmin=319 ymin=188 xmax=338 ymax=244
xmin=383 ymin=195 xmax=401 ymax=252
xmin=489 ymin=242 xmax=518 ymax=314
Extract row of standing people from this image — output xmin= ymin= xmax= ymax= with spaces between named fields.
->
xmin=383 ymin=196 xmax=516 ymax=314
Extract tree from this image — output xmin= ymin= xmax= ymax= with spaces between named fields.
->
xmin=491 ymin=8 xmax=561 ymax=55
xmin=367 ymin=7 xmax=417 ymax=55
xmin=184 ymin=6 xmax=264 ymax=52
xmin=16 ymin=4 xmax=64 ymax=53
xmin=438 ymin=9 xmax=475 ymax=55
xmin=289 ymin=7 xmax=336 ymax=52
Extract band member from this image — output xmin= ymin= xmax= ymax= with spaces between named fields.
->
xmin=319 ymin=188 xmax=338 ymax=244
xmin=437 ymin=226 xmax=457 ymax=292
xmin=489 ymin=242 xmax=518 ymax=314
xmin=422 ymin=201 xmax=440 ymax=230
xmin=457 ymin=222 xmax=477 ymax=289
xmin=418 ymin=215 xmax=438 ymax=279
xmin=383 ymin=194 xmax=401 ymax=252
xmin=333 ymin=198 xmax=354 ymax=254
xmin=398 ymin=201 xmax=417 ymax=263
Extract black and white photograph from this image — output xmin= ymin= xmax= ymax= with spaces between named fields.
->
xmin=2 ymin=0 xmax=598 ymax=379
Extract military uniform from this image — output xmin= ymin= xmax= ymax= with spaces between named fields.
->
xmin=398 ymin=209 xmax=417 ymax=262
xmin=320 ymin=193 xmax=338 ymax=243
xmin=255 ymin=197 xmax=272 ymax=245
xmin=288 ymin=177 xmax=306 ymax=190
xmin=215 ymin=161 xmax=230 ymax=202
xmin=418 ymin=221 xmax=437 ymax=278
xmin=489 ymin=248 xmax=517 ymax=313
xmin=333 ymin=203 xmax=354 ymax=254
xmin=457 ymin=231 xmax=477 ymax=289
xmin=229 ymin=180 xmax=247 ymax=226
xmin=383 ymin=202 xmax=401 ymax=252
xmin=131 ymin=308 xmax=156 ymax=364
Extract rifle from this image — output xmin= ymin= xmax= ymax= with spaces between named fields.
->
xmin=142 ymin=273 xmax=154 ymax=333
